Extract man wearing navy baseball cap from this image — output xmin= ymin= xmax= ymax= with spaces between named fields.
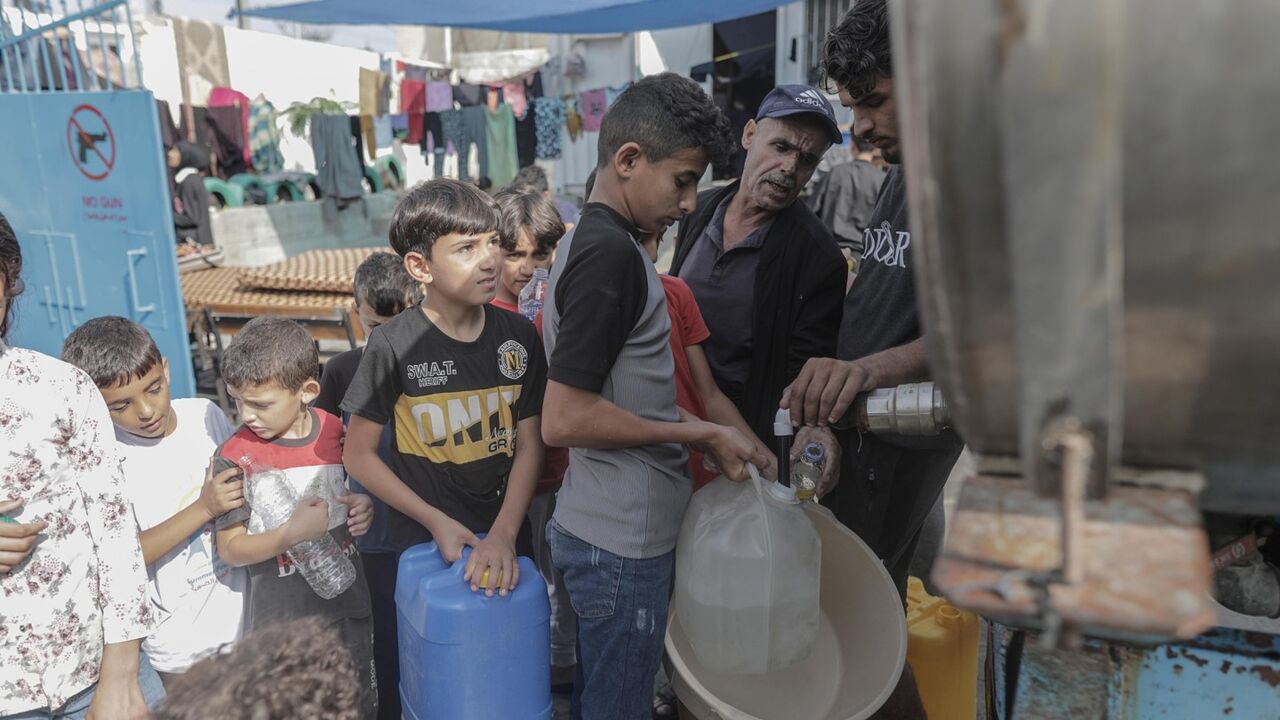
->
xmin=671 ymin=84 xmax=847 ymax=491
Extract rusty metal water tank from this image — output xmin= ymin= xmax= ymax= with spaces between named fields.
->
xmin=892 ymin=0 xmax=1280 ymax=512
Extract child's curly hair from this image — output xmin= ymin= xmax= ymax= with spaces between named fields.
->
xmin=154 ymin=616 xmax=363 ymax=720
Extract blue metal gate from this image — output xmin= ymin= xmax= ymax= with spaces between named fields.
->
xmin=0 ymin=0 xmax=195 ymax=397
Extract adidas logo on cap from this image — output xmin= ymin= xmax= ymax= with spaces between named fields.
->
xmin=795 ymin=88 xmax=827 ymax=110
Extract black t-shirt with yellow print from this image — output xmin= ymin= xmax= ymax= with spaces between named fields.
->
xmin=342 ymin=304 xmax=546 ymax=552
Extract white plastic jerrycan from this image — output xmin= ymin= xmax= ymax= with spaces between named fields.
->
xmin=675 ymin=464 xmax=822 ymax=675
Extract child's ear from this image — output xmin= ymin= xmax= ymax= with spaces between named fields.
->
xmin=614 ymin=142 xmax=644 ymax=178
xmin=404 ymin=252 xmax=433 ymax=285
xmin=162 ymin=357 xmax=170 ymax=384
xmin=299 ymin=378 xmax=321 ymax=405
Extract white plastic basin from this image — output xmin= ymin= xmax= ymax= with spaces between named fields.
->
xmin=666 ymin=504 xmax=907 ymax=720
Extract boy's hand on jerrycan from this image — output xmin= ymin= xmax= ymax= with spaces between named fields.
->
xmin=466 ymin=530 xmax=520 ymax=598
xmin=431 ymin=514 xmax=481 ymax=565
xmin=284 ymin=497 xmax=330 ymax=546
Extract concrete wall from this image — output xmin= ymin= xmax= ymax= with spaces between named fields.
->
xmin=211 ymin=192 xmax=401 ymax=266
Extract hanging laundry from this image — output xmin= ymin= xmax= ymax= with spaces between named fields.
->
xmin=485 ymin=103 xmax=519 ymax=188
xmin=373 ymin=115 xmax=394 ymax=149
xmin=173 ymin=18 xmax=230 ymax=111
xmin=312 ymin=113 xmax=365 ymax=222
xmin=426 ymin=81 xmax=453 ymax=112
xmin=461 ymin=106 xmax=490 ymax=182
xmin=526 ymin=71 xmax=545 ymax=99
xmin=579 ymin=88 xmax=607 ymax=133
xmin=485 ymin=86 xmax=504 ymax=112
xmin=515 ymin=100 xmax=537 ymax=168
xmin=563 ymin=95 xmax=584 ymax=142
xmin=360 ymin=114 xmax=377 ymax=162
xmin=606 ymin=82 xmax=632 ymax=107
xmin=359 ymin=68 xmax=388 ymax=116
xmin=205 ymin=106 xmax=248 ymax=179
xmin=248 ymin=97 xmax=284 ymax=174
xmin=503 ymin=80 xmax=529 ymax=120
xmin=156 ymin=99 xmax=180 ymax=150
xmin=533 ymin=97 xmax=564 ymax=160
xmin=453 ymin=83 xmax=484 ymax=107
xmin=401 ymin=78 xmax=426 ymax=144
xmin=209 ymin=86 xmax=252 ymax=166
xmin=422 ymin=112 xmax=447 ymax=178
xmin=349 ymin=115 xmax=367 ymax=168
xmin=390 ymin=113 xmax=410 ymax=141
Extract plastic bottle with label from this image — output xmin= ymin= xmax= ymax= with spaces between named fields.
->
xmin=244 ymin=458 xmax=356 ymax=600
xmin=792 ymin=442 xmax=825 ymax=502
xmin=518 ymin=268 xmax=550 ymax=322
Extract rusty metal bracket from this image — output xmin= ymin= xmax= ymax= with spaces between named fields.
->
xmin=934 ymin=473 xmax=1217 ymax=644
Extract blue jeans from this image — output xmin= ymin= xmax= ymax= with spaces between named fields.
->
xmin=4 ymin=653 xmax=165 ymax=720
xmin=548 ymin=519 xmax=674 ymax=720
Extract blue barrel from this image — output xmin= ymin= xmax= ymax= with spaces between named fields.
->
xmin=396 ymin=541 xmax=552 ymax=720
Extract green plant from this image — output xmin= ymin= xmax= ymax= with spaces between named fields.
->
xmin=282 ymin=97 xmax=356 ymax=137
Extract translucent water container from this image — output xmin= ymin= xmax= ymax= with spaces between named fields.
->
xmin=675 ymin=465 xmax=822 ymax=675
xmin=905 ymin=577 xmax=979 ymax=720
xmin=395 ymin=541 xmax=551 ymax=720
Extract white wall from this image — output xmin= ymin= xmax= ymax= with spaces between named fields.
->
xmin=222 ymin=26 xmax=381 ymax=109
xmin=541 ymin=34 xmax=637 ymax=198
xmin=775 ymin=1 xmax=809 ymax=86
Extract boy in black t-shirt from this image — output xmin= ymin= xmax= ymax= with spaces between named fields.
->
xmin=342 ymin=178 xmax=546 ymax=599
xmin=314 ymin=251 xmax=422 ymax=720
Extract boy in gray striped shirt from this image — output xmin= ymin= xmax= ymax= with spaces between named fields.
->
xmin=540 ymin=74 xmax=769 ymax=720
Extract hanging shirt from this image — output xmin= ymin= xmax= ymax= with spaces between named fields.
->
xmin=579 ymin=88 xmax=607 ymax=132
xmin=485 ymin=103 xmax=520 ymax=188
xmin=248 ymin=98 xmax=284 ymax=174
xmin=534 ymin=96 xmax=564 ymax=159
xmin=426 ymin=81 xmax=453 ymax=113
xmin=0 ymin=343 xmax=153 ymax=715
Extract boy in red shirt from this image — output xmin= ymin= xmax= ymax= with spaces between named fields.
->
xmin=491 ymin=187 xmax=562 ymax=315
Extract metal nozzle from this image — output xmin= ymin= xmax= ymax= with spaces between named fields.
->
xmin=848 ymin=382 xmax=951 ymax=436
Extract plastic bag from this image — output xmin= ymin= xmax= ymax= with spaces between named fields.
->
xmin=675 ymin=464 xmax=822 ymax=675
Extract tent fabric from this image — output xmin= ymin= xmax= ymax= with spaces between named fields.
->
xmin=236 ymin=0 xmax=796 ymax=34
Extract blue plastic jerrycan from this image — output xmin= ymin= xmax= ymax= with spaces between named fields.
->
xmin=396 ymin=540 xmax=552 ymax=720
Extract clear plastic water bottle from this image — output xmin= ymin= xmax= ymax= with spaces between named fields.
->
xmin=518 ymin=268 xmax=550 ymax=322
xmin=792 ymin=442 xmax=825 ymax=502
xmin=244 ymin=458 xmax=356 ymax=600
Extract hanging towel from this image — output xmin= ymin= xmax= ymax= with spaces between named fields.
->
xmin=426 ymin=81 xmax=453 ymax=112
xmin=312 ymin=113 xmax=365 ymax=222
xmin=172 ymin=18 xmax=229 ymax=111
xmin=579 ymin=88 xmax=607 ymax=133
xmin=248 ymin=98 xmax=284 ymax=174
xmin=533 ymin=97 xmax=564 ymax=160
xmin=359 ymin=68 xmax=387 ymax=116
xmin=485 ymin=104 xmax=520 ymax=188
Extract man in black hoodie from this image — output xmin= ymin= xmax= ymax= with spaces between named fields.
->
xmin=783 ymin=0 xmax=964 ymax=603
xmin=671 ymin=85 xmax=847 ymax=493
